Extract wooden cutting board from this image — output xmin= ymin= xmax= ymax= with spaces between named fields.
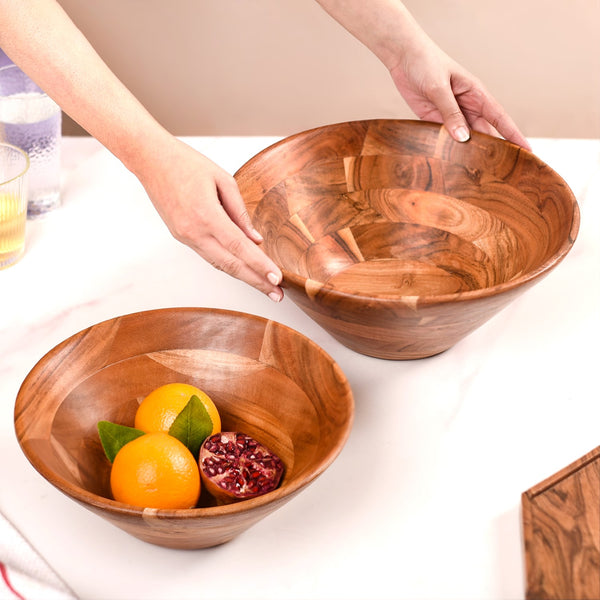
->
xmin=522 ymin=446 xmax=600 ymax=599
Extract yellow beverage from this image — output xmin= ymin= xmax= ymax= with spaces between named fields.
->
xmin=0 ymin=191 xmax=26 ymax=268
xmin=0 ymin=142 xmax=29 ymax=269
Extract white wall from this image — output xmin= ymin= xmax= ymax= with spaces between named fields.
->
xmin=58 ymin=0 xmax=600 ymax=138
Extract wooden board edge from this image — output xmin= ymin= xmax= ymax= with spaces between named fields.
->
xmin=523 ymin=445 xmax=600 ymax=500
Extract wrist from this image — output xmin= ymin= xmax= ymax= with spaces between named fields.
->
xmin=315 ymin=0 xmax=425 ymax=72
xmin=109 ymin=118 xmax=175 ymax=184
xmin=378 ymin=13 xmax=434 ymax=74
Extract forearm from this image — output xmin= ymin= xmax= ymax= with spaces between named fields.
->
xmin=0 ymin=0 xmax=169 ymax=177
xmin=313 ymin=0 xmax=429 ymax=71
xmin=0 ymin=0 xmax=285 ymax=299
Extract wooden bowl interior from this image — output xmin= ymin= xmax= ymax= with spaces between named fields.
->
xmin=238 ymin=120 xmax=577 ymax=298
xmin=15 ymin=308 xmax=353 ymax=513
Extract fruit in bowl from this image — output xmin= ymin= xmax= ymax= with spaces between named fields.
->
xmin=110 ymin=431 xmax=201 ymax=510
xmin=199 ymin=432 xmax=285 ymax=503
xmin=98 ymin=384 xmax=285 ymax=510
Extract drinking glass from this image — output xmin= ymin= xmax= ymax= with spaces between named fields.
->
xmin=0 ymin=64 xmax=61 ymax=218
xmin=0 ymin=142 xmax=29 ymax=269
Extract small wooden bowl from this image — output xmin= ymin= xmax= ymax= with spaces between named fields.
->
xmin=14 ymin=308 xmax=354 ymax=549
xmin=235 ymin=120 xmax=580 ymax=359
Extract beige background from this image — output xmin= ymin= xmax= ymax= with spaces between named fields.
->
xmin=58 ymin=0 xmax=600 ymax=139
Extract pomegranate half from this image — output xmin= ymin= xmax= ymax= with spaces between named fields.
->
xmin=199 ymin=432 xmax=284 ymax=503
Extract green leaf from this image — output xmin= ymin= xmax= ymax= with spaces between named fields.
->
xmin=168 ymin=395 xmax=213 ymax=459
xmin=98 ymin=421 xmax=145 ymax=463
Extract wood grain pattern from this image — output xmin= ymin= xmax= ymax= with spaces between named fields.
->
xmin=235 ymin=120 xmax=580 ymax=359
xmin=14 ymin=308 xmax=354 ymax=549
xmin=522 ymin=447 xmax=600 ymax=599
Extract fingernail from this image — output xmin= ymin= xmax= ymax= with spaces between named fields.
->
xmin=267 ymin=272 xmax=281 ymax=286
xmin=268 ymin=291 xmax=282 ymax=303
xmin=252 ymin=228 xmax=264 ymax=242
xmin=454 ymin=126 xmax=470 ymax=142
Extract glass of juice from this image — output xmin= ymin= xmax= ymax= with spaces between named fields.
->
xmin=0 ymin=142 xmax=29 ymax=269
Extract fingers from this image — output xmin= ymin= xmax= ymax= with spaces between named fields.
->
xmin=217 ymin=173 xmax=265 ymax=244
xmin=451 ymin=72 xmax=531 ymax=150
xmin=478 ymin=97 xmax=532 ymax=150
xmin=212 ymin=173 xmax=283 ymax=300
xmin=420 ymin=83 xmax=471 ymax=142
xmin=202 ymin=227 xmax=283 ymax=302
xmin=422 ymin=69 xmax=530 ymax=150
xmin=202 ymin=230 xmax=284 ymax=303
xmin=425 ymin=82 xmax=471 ymax=143
xmin=466 ymin=114 xmax=499 ymax=138
xmin=185 ymin=197 xmax=283 ymax=302
xmin=139 ymin=139 xmax=284 ymax=301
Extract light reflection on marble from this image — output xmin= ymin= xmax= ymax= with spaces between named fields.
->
xmin=1 ymin=135 xmax=599 ymax=600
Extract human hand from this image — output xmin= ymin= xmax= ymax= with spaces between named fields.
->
xmin=0 ymin=0 xmax=283 ymax=300
xmin=312 ymin=0 xmax=529 ymax=149
xmin=137 ymin=137 xmax=284 ymax=302
xmin=388 ymin=35 xmax=531 ymax=150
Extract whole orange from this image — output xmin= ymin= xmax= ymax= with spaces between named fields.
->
xmin=134 ymin=382 xmax=221 ymax=435
xmin=110 ymin=432 xmax=200 ymax=509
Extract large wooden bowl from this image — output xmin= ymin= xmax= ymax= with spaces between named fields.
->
xmin=14 ymin=308 xmax=354 ymax=549
xmin=235 ymin=120 xmax=580 ymax=359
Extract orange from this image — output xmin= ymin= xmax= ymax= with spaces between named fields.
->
xmin=134 ymin=382 xmax=221 ymax=435
xmin=110 ymin=432 xmax=200 ymax=509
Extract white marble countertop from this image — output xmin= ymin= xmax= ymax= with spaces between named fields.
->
xmin=1 ymin=135 xmax=599 ymax=600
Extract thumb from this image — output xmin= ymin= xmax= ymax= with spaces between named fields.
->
xmin=427 ymin=83 xmax=471 ymax=142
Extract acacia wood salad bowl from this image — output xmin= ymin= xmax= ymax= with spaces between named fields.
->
xmin=14 ymin=308 xmax=354 ymax=549
xmin=235 ymin=119 xmax=580 ymax=359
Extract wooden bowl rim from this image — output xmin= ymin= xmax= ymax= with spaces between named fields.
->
xmin=14 ymin=306 xmax=355 ymax=519
xmin=236 ymin=119 xmax=580 ymax=304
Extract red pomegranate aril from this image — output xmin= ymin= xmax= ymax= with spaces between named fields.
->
xmin=199 ymin=432 xmax=284 ymax=503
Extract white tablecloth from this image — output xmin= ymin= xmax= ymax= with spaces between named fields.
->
xmin=1 ymin=135 xmax=599 ymax=600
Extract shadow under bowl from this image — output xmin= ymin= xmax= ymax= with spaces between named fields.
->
xmin=235 ymin=119 xmax=580 ymax=359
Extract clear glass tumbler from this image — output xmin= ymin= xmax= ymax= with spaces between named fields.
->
xmin=0 ymin=142 xmax=29 ymax=269
xmin=0 ymin=64 xmax=61 ymax=218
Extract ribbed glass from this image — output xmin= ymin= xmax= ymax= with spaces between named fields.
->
xmin=0 ymin=142 xmax=29 ymax=269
